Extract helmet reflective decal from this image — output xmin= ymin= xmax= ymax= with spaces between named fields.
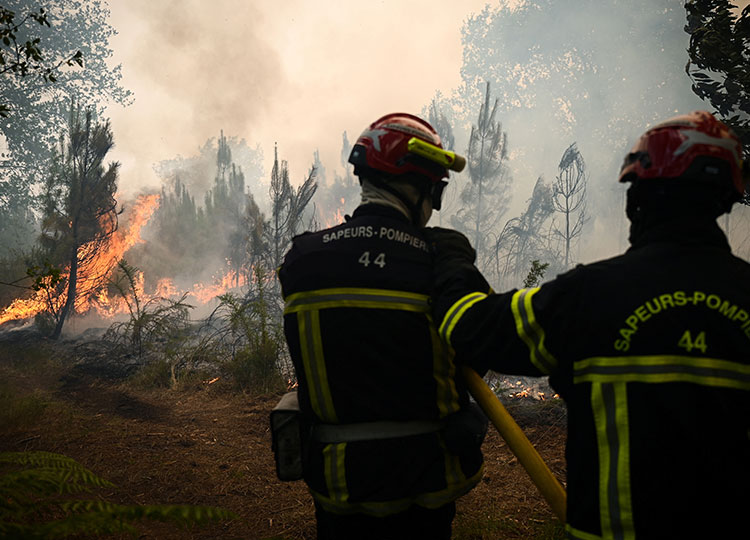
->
xmin=674 ymin=129 xmax=742 ymax=165
xmin=381 ymin=123 xmax=439 ymax=145
xmin=349 ymin=113 xmax=450 ymax=184
xmin=619 ymin=111 xmax=745 ymax=197
xmin=650 ymin=118 xmax=697 ymax=130
xmin=360 ymin=127 xmax=389 ymax=152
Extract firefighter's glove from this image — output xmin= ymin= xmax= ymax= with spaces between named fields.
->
xmin=443 ymin=401 xmax=488 ymax=458
xmin=424 ymin=227 xmax=476 ymax=265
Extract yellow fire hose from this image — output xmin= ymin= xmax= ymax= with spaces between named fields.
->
xmin=462 ymin=366 xmax=567 ymax=522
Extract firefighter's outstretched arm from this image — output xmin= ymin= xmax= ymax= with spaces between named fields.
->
xmin=425 ymin=227 xmax=566 ymax=520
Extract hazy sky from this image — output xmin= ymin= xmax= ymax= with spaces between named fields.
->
xmin=105 ymin=0 xmax=750 ymax=200
xmin=106 ymin=0 xmax=492 ymax=197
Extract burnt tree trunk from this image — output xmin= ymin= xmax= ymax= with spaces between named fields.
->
xmin=52 ymin=242 xmax=78 ymax=340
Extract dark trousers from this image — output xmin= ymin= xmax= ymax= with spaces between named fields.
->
xmin=314 ymin=501 xmax=456 ymax=540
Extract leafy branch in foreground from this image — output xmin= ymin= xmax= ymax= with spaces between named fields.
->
xmin=0 ymin=451 xmax=236 ymax=539
xmin=523 ymin=260 xmax=549 ymax=288
xmin=0 ymin=6 xmax=83 ymax=117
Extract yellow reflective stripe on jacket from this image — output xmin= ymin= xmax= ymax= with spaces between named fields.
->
xmin=511 ymin=288 xmax=558 ymax=374
xmin=429 ymin=322 xmax=461 ymax=417
xmin=289 ymin=287 xmax=431 ymax=423
xmin=438 ymin=292 xmax=488 ymax=346
xmin=299 ymin=309 xmax=338 ymax=423
xmin=592 ymin=383 xmax=635 ymax=540
xmin=310 ymin=463 xmax=484 ymax=517
xmin=440 ymin=433 xmax=465 ymax=489
xmin=565 ymin=524 xmax=603 ymax=540
xmin=323 ymin=442 xmax=349 ymax=505
xmin=574 ymin=355 xmax=750 ymax=390
xmin=285 ymin=287 xmax=430 ymax=314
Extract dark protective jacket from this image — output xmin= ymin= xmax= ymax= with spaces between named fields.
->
xmin=278 ymin=204 xmax=483 ymax=516
xmin=433 ymin=218 xmax=750 ymax=539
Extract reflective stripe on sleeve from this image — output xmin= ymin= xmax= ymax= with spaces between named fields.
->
xmin=438 ymin=292 xmax=488 ymax=346
xmin=511 ymin=288 xmax=558 ymax=374
xmin=285 ymin=287 xmax=430 ymax=314
xmin=574 ymin=355 xmax=750 ymax=390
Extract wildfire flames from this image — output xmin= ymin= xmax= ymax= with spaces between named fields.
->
xmin=322 ymin=197 xmax=347 ymax=229
xmin=493 ymin=377 xmax=560 ymax=401
xmin=0 ymin=193 xmax=247 ymax=327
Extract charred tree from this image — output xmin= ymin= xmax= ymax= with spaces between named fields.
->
xmin=39 ymin=105 xmax=119 ymax=339
xmin=340 ymin=131 xmax=351 ymax=169
xmin=428 ymin=98 xmax=456 ymax=152
xmin=321 ymin=132 xmax=358 ymax=222
xmin=452 ymin=81 xmax=511 ymax=267
xmin=266 ymin=145 xmax=317 ymax=271
xmin=552 ymin=143 xmax=587 ymax=268
xmin=204 ymin=130 xmax=247 ymax=286
xmin=428 ymin=98 xmax=458 ymax=225
xmin=242 ymin=194 xmax=268 ymax=277
xmin=494 ymin=176 xmax=556 ymax=286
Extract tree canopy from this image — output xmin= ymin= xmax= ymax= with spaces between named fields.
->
xmin=684 ymin=1 xmax=750 ymax=160
xmin=0 ymin=0 xmax=131 ymax=179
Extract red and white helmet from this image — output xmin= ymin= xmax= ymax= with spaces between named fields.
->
xmin=618 ymin=110 xmax=747 ymax=198
xmin=348 ymin=113 xmax=449 ymax=184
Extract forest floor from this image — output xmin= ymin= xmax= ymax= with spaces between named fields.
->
xmin=0 ymin=334 xmax=567 ymax=540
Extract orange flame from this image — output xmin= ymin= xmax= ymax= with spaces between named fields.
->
xmin=0 ymin=190 xmax=280 ymax=328
xmin=191 ymin=270 xmax=247 ymax=304
xmin=322 ymin=197 xmax=347 ymax=228
xmin=0 ymin=194 xmax=160 ymax=325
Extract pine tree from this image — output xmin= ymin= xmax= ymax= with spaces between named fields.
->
xmin=452 ymin=81 xmax=512 ymax=268
xmin=204 ymin=130 xmax=247 ymax=284
xmin=428 ymin=98 xmax=458 ymax=225
xmin=266 ymin=145 xmax=317 ymax=271
xmin=39 ymin=104 xmax=119 ymax=339
xmin=494 ymin=176 xmax=556 ymax=286
xmin=552 ymin=143 xmax=587 ymax=268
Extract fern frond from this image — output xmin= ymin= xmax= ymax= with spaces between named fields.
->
xmin=0 ymin=451 xmax=236 ymax=538
xmin=0 ymin=451 xmax=115 ymax=492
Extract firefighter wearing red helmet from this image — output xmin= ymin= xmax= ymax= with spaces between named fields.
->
xmin=277 ymin=113 xmax=486 ymax=539
xmin=427 ymin=111 xmax=750 ymax=538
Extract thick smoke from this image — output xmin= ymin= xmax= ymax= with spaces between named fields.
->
xmin=430 ymin=0 xmax=750 ymax=278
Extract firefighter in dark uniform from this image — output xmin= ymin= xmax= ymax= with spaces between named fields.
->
xmin=428 ymin=111 xmax=750 ymax=539
xmin=278 ymin=113 xmax=486 ymax=540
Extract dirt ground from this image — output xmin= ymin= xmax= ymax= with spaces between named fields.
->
xmin=0 ymin=339 xmax=567 ymax=539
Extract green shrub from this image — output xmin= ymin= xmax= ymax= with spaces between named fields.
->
xmin=225 ymin=338 xmax=286 ymax=394
xmin=215 ymin=266 xmax=288 ymax=394
xmin=2 ymin=341 xmax=59 ymax=372
xmin=127 ymin=359 xmax=174 ymax=389
xmin=0 ymin=385 xmax=48 ymax=432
